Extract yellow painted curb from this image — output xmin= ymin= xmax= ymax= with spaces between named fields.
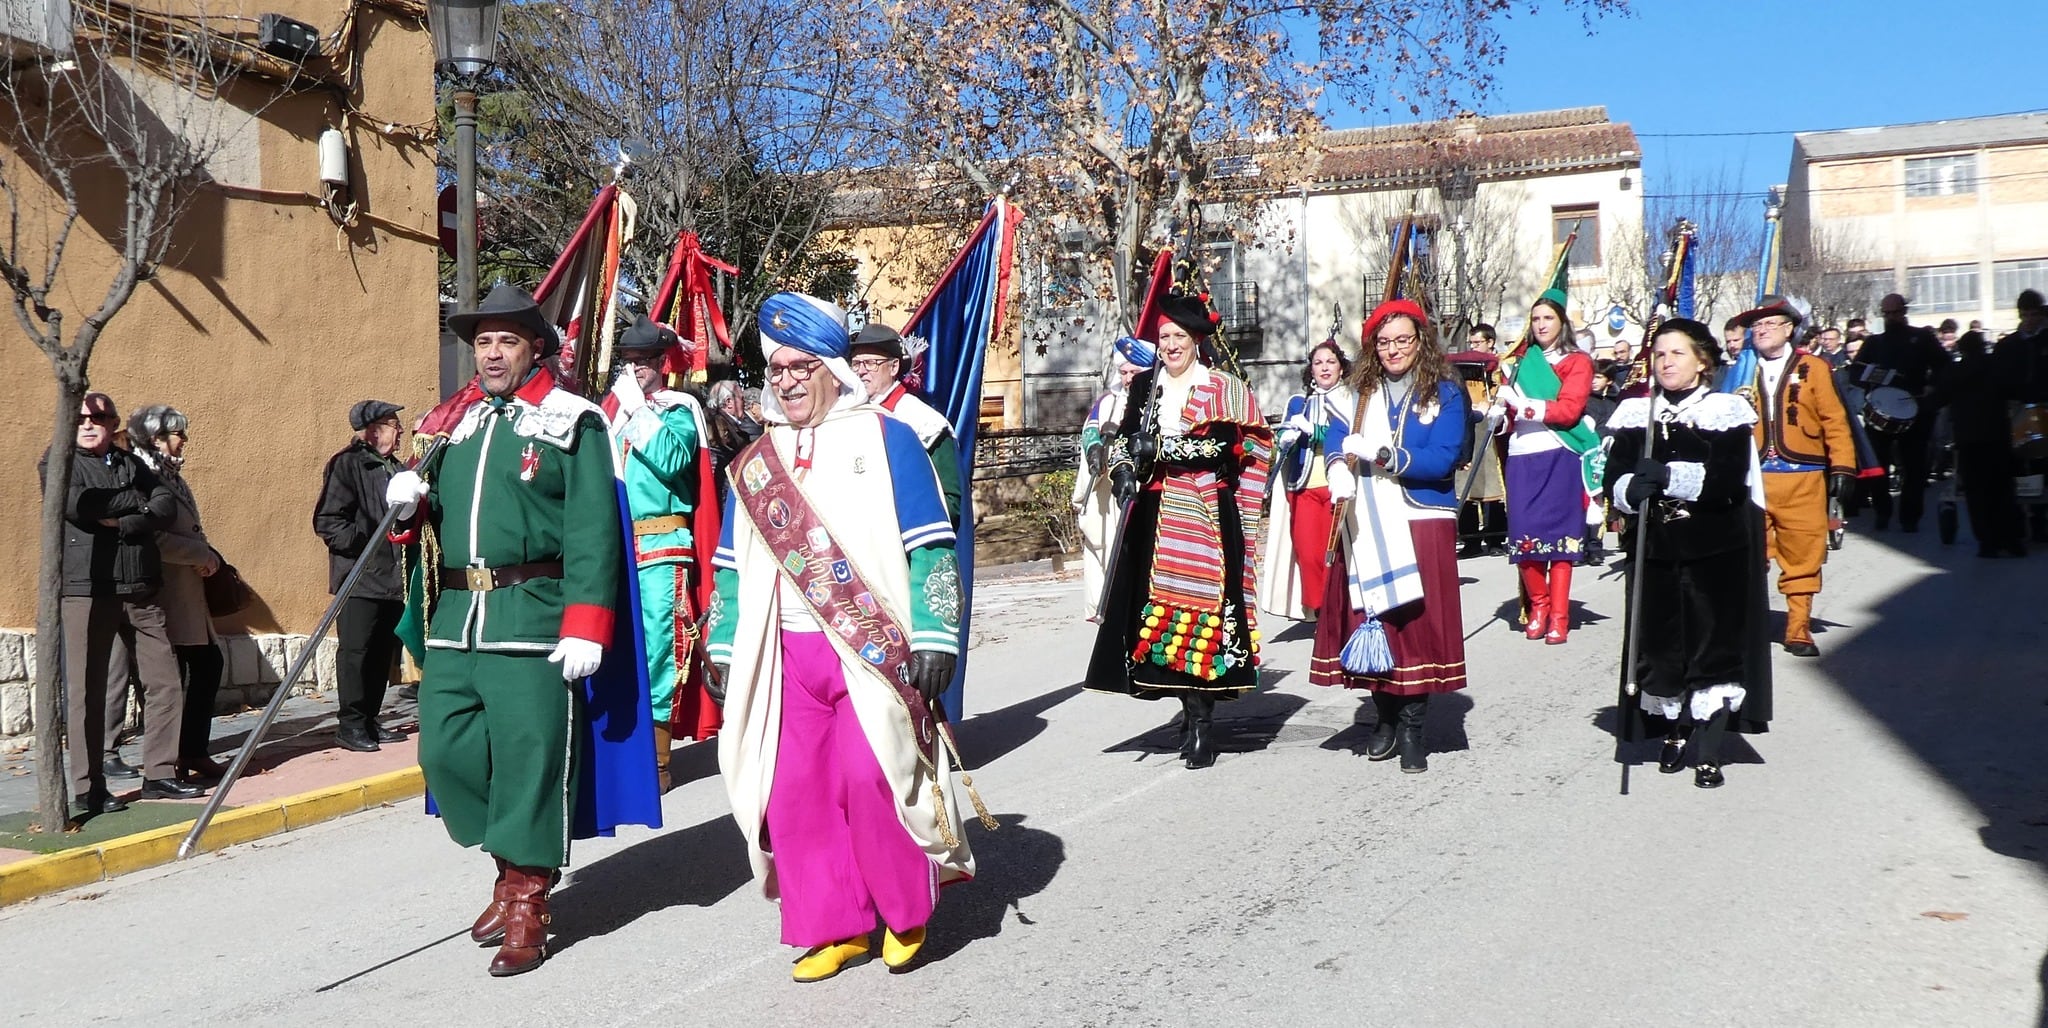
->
xmin=0 ymin=765 xmax=424 ymax=908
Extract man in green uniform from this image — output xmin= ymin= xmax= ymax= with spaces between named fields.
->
xmin=604 ymin=314 xmax=718 ymax=790
xmin=386 ymin=284 xmax=623 ymax=978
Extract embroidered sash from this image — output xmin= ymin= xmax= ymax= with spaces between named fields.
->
xmin=731 ymin=436 xmax=935 ymax=759
xmin=1506 ymin=350 xmax=1604 ymax=492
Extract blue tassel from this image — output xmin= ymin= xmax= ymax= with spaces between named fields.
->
xmin=1340 ymin=614 xmax=1394 ymax=675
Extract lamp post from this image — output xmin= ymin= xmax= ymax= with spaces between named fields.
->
xmin=428 ymin=0 xmax=501 ymax=314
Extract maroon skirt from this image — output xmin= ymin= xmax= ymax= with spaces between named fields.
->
xmin=1310 ymin=518 xmax=1468 ymax=695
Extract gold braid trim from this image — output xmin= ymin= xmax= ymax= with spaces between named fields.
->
xmin=931 ymin=781 xmax=959 ymax=850
xmin=937 ymin=723 xmax=999 ymax=831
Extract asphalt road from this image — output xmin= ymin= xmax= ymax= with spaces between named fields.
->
xmin=3 ymin=524 xmax=2044 ymax=1027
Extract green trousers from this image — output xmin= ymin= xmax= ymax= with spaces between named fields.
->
xmin=638 ymin=561 xmax=681 ymax=721
xmin=418 ymin=649 xmax=581 ymax=869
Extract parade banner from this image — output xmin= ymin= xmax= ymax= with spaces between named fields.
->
xmin=902 ymin=197 xmax=1019 ymax=721
xmin=535 ymin=183 xmax=636 ymax=396
xmin=648 ymin=230 xmax=738 ymax=382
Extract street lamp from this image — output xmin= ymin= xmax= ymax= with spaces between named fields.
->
xmin=428 ymin=0 xmax=501 ymax=313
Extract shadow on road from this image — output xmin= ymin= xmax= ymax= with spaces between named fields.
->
xmin=922 ymin=813 xmax=1065 ymax=967
xmin=954 ymin=684 xmax=1086 ymax=769
xmin=1099 ymin=688 xmax=1309 ymax=758
xmin=1321 ymin=690 xmax=1474 ymax=756
xmin=548 ymin=813 xmax=753 ymax=956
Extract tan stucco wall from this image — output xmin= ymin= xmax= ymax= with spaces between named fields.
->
xmin=0 ymin=2 xmax=438 ymax=634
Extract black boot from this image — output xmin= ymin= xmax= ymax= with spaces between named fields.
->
xmin=1657 ymin=728 xmax=1688 ymax=774
xmin=1396 ymin=696 xmax=1428 ymax=773
xmin=1693 ymin=707 xmax=1731 ymax=790
xmin=1364 ymin=691 xmax=1398 ymax=761
xmin=1176 ymin=695 xmax=1199 ymax=759
xmin=1184 ymin=695 xmax=1216 ymax=770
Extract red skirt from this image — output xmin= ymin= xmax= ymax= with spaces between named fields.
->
xmin=1287 ymin=485 xmax=1334 ymax=611
xmin=1310 ymin=518 xmax=1468 ymax=695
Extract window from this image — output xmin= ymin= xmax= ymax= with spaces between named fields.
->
xmin=1906 ymin=263 xmax=1980 ymax=314
xmin=1994 ymin=259 xmax=2048 ymax=310
xmin=1904 ymin=153 xmax=1977 ymax=198
xmin=1552 ymin=205 xmax=1600 ymax=269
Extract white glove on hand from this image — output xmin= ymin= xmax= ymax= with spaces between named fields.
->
xmin=610 ymin=366 xmax=648 ymax=416
xmin=1484 ymin=400 xmax=1507 ymax=422
xmin=385 ymin=470 xmax=427 ymax=519
xmin=1285 ymin=413 xmax=1314 ymax=436
xmin=547 ymin=637 xmax=604 ymax=681
xmin=1325 ymin=460 xmax=1357 ymax=499
xmin=1340 ymin=433 xmax=1377 ymax=461
xmin=1519 ymin=398 xmax=1549 ymax=423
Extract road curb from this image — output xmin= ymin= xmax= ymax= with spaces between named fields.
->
xmin=0 ymin=766 xmax=423 ymax=908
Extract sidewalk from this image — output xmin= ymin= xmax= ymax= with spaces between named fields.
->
xmin=0 ymin=689 xmax=425 ymax=904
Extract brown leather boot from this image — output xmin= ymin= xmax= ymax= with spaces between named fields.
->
xmin=1783 ymin=594 xmax=1819 ymax=657
xmin=654 ymin=725 xmax=673 ymax=794
xmin=470 ymin=857 xmax=511 ymax=945
xmin=488 ymin=866 xmax=553 ymax=977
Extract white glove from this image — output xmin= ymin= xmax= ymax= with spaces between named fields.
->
xmin=1285 ymin=413 xmax=1314 ymax=436
xmin=610 ymin=366 xmax=648 ymax=416
xmin=1340 ymin=433 xmax=1377 ymax=461
xmin=385 ymin=470 xmax=427 ymax=519
xmin=1325 ymin=460 xmax=1356 ymax=499
xmin=1519 ymin=398 xmax=1549 ymax=423
xmin=547 ymin=637 xmax=604 ymax=681
xmin=1484 ymin=400 xmax=1507 ymax=422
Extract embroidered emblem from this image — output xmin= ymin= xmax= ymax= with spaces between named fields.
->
xmin=806 ymin=527 xmax=832 ymax=553
xmin=806 ymin=581 xmax=833 ymax=607
xmin=923 ymin=552 xmax=963 ymax=625
xmin=831 ymin=559 xmax=853 ymax=584
xmin=519 ymin=442 xmax=540 ymax=482
xmin=860 ymin=641 xmax=887 ymax=665
xmin=705 ymin=589 xmax=725 ymax=636
xmin=852 ymin=456 xmax=867 ymax=474
xmin=897 ymin=664 xmax=913 ymax=685
xmin=832 ymin=611 xmax=860 ymax=639
xmin=767 ymin=498 xmax=792 ymax=529
xmin=883 ymin=625 xmax=903 ymax=645
xmin=771 ymin=310 xmax=789 ymax=331
xmin=742 ymin=456 xmax=771 ymax=495
xmin=781 ymin=552 xmax=806 ymax=576
xmin=854 ymin=591 xmax=878 ymax=616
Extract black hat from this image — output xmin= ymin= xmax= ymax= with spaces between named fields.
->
xmin=349 ymin=399 xmax=404 ymax=431
xmin=1157 ymin=293 xmax=1219 ymax=339
xmin=446 ymin=283 xmax=561 ymax=357
xmin=850 ymin=322 xmax=907 ymax=358
xmin=1734 ymin=294 xmax=1803 ymax=329
xmin=616 ymin=313 xmax=679 ymax=354
xmin=2019 ymin=288 xmax=2045 ymax=313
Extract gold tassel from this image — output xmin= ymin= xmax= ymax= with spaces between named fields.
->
xmin=930 ymin=781 xmax=959 ymax=850
xmin=959 ymin=772 xmax=999 ymax=831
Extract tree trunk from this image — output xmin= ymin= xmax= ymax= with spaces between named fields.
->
xmin=32 ymin=367 xmax=86 ymax=832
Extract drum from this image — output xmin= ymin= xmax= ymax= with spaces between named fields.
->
xmin=1862 ymin=386 xmax=1918 ymax=435
xmin=2011 ymin=403 xmax=2048 ymax=458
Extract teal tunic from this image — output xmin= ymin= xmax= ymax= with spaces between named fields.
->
xmin=616 ymin=400 xmax=701 ymax=721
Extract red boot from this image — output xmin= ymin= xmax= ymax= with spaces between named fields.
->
xmin=489 ymin=866 xmax=554 ymax=977
xmin=1545 ymin=562 xmax=1574 ymax=644
xmin=1520 ymin=563 xmax=1550 ymax=640
xmin=470 ymin=857 xmax=510 ymax=945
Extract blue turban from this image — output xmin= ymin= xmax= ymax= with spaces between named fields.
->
xmin=758 ymin=292 xmax=849 ymax=359
xmin=1113 ymin=335 xmax=1157 ymax=369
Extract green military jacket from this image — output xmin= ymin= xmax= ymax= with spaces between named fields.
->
xmin=614 ymin=392 xmax=703 ymax=565
xmin=424 ymin=370 xmax=622 ymax=653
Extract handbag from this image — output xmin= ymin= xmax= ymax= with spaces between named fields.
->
xmin=203 ymin=558 xmax=254 ymax=616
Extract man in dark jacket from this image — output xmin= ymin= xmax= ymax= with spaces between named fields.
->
xmin=1849 ymin=294 xmax=1950 ymax=531
xmin=313 ymin=400 xmax=408 ymax=752
xmin=45 ymin=392 xmax=198 ymax=812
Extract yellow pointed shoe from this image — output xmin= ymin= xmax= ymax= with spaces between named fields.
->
xmin=882 ymin=926 xmax=926 ymax=971
xmin=792 ymin=936 xmax=872 ymax=983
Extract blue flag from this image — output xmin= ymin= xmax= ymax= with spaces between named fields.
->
xmin=903 ymin=199 xmax=1019 ymax=722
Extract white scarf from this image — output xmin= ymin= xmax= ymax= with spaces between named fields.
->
xmin=1339 ymin=385 xmax=1425 ymax=616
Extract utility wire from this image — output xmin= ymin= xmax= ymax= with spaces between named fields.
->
xmin=1635 ymin=108 xmax=2048 ymax=139
xmin=1643 ymin=168 xmax=2048 ymax=201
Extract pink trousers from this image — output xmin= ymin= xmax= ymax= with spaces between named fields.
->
xmin=765 ymin=632 xmax=937 ymax=947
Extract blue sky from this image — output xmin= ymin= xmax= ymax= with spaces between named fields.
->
xmin=1448 ymin=0 xmax=2044 ymax=201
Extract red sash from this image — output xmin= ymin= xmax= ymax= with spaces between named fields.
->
xmin=731 ymin=434 xmax=935 ymax=758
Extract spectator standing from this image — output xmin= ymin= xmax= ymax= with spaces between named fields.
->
xmin=128 ymin=404 xmax=228 ymax=782
xmin=1721 ymin=317 xmax=1746 ymax=360
xmin=313 ymin=400 xmax=409 ymax=752
xmin=45 ymin=392 xmax=202 ymax=812
xmin=1816 ymin=326 xmax=1848 ymax=370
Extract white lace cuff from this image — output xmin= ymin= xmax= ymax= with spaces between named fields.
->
xmin=1665 ymin=461 xmax=1705 ymax=501
xmin=1612 ymin=474 xmax=1638 ymax=515
xmin=1689 ymin=683 xmax=1746 ymax=720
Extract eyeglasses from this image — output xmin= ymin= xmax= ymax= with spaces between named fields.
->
xmin=848 ymin=357 xmax=898 ymax=372
xmin=1375 ymin=334 xmax=1419 ymax=351
xmin=77 ymin=412 xmax=115 ymax=426
xmin=767 ymin=359 xmax=825 ymax=384
xmin=1751 ymin=317 xmax=1791 ymax=330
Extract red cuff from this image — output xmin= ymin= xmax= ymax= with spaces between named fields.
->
xmin=560 ymin=603 xmax=615 ymax=644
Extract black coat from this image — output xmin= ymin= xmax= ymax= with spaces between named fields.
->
xmin=1993 ymin=327 xmax=2048 ymax=405
xmin=313 ymin=440 xmax=403 ymax=601
xmin=1851 ymin=324 xmax=1949 ymax=399
xmin=42 ymin=446 xmax=175 ymax=598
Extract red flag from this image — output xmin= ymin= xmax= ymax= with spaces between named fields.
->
xmin=648 ymin=231 xmax=738 ymax=381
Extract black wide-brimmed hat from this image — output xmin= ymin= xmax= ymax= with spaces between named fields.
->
xmin=616 ymin=313 xmax=679 ymax=354
xmin=1157 ymin=293 xmax=1220 ymax=338
xmin=447 ymin=283 xmax=561 ymax=357
xmin=1733 ymin=294 xmax=1804 ymax=329
xmin=850 ymin=322 xmax=907 ymax=358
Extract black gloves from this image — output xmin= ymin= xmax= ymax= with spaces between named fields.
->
xmin=1625 ymin=458 xmax=1668 ymax=508
xmin=707 ymin=664 xmax=729 ymax=706
xmin=908 ymin=651 xmax=956 ymax=702
xmin=1828 ymin=472 xmax=1854 ymax=499
xmin=1085 ymin=441 xmax=1107 ymax=476
xmin=1110 ymin=469 xmax=1137 ymax=504
xmin=1127 ymin=433 xmax=1157 ymax=473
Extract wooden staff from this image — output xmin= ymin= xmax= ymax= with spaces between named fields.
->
xmin=1324 ymin=206 xmax=1416 ymax=565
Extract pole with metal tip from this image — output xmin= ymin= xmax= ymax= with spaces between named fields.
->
xmin=1617 ymin=386 xmax=1659 ymax=796
xmin=179 ymin=438 xmax=444 ymax=859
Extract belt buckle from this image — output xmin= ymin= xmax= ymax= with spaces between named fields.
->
xmin=465 ymin=566 xmax=494 ymax=592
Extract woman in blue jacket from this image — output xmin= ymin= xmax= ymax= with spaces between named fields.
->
xmin=1310 ymin=299 xmax=1472 ymax=773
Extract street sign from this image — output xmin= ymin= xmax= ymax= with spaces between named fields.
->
xmin=436 ymin=184 xmax=478 ymax=260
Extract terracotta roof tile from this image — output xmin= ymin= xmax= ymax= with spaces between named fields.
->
xmin=1310 ymin=110 xmax=1640 ymax=187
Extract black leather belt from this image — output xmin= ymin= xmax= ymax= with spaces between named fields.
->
xmin=439 ymin=561 xmax=564 ymax=592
